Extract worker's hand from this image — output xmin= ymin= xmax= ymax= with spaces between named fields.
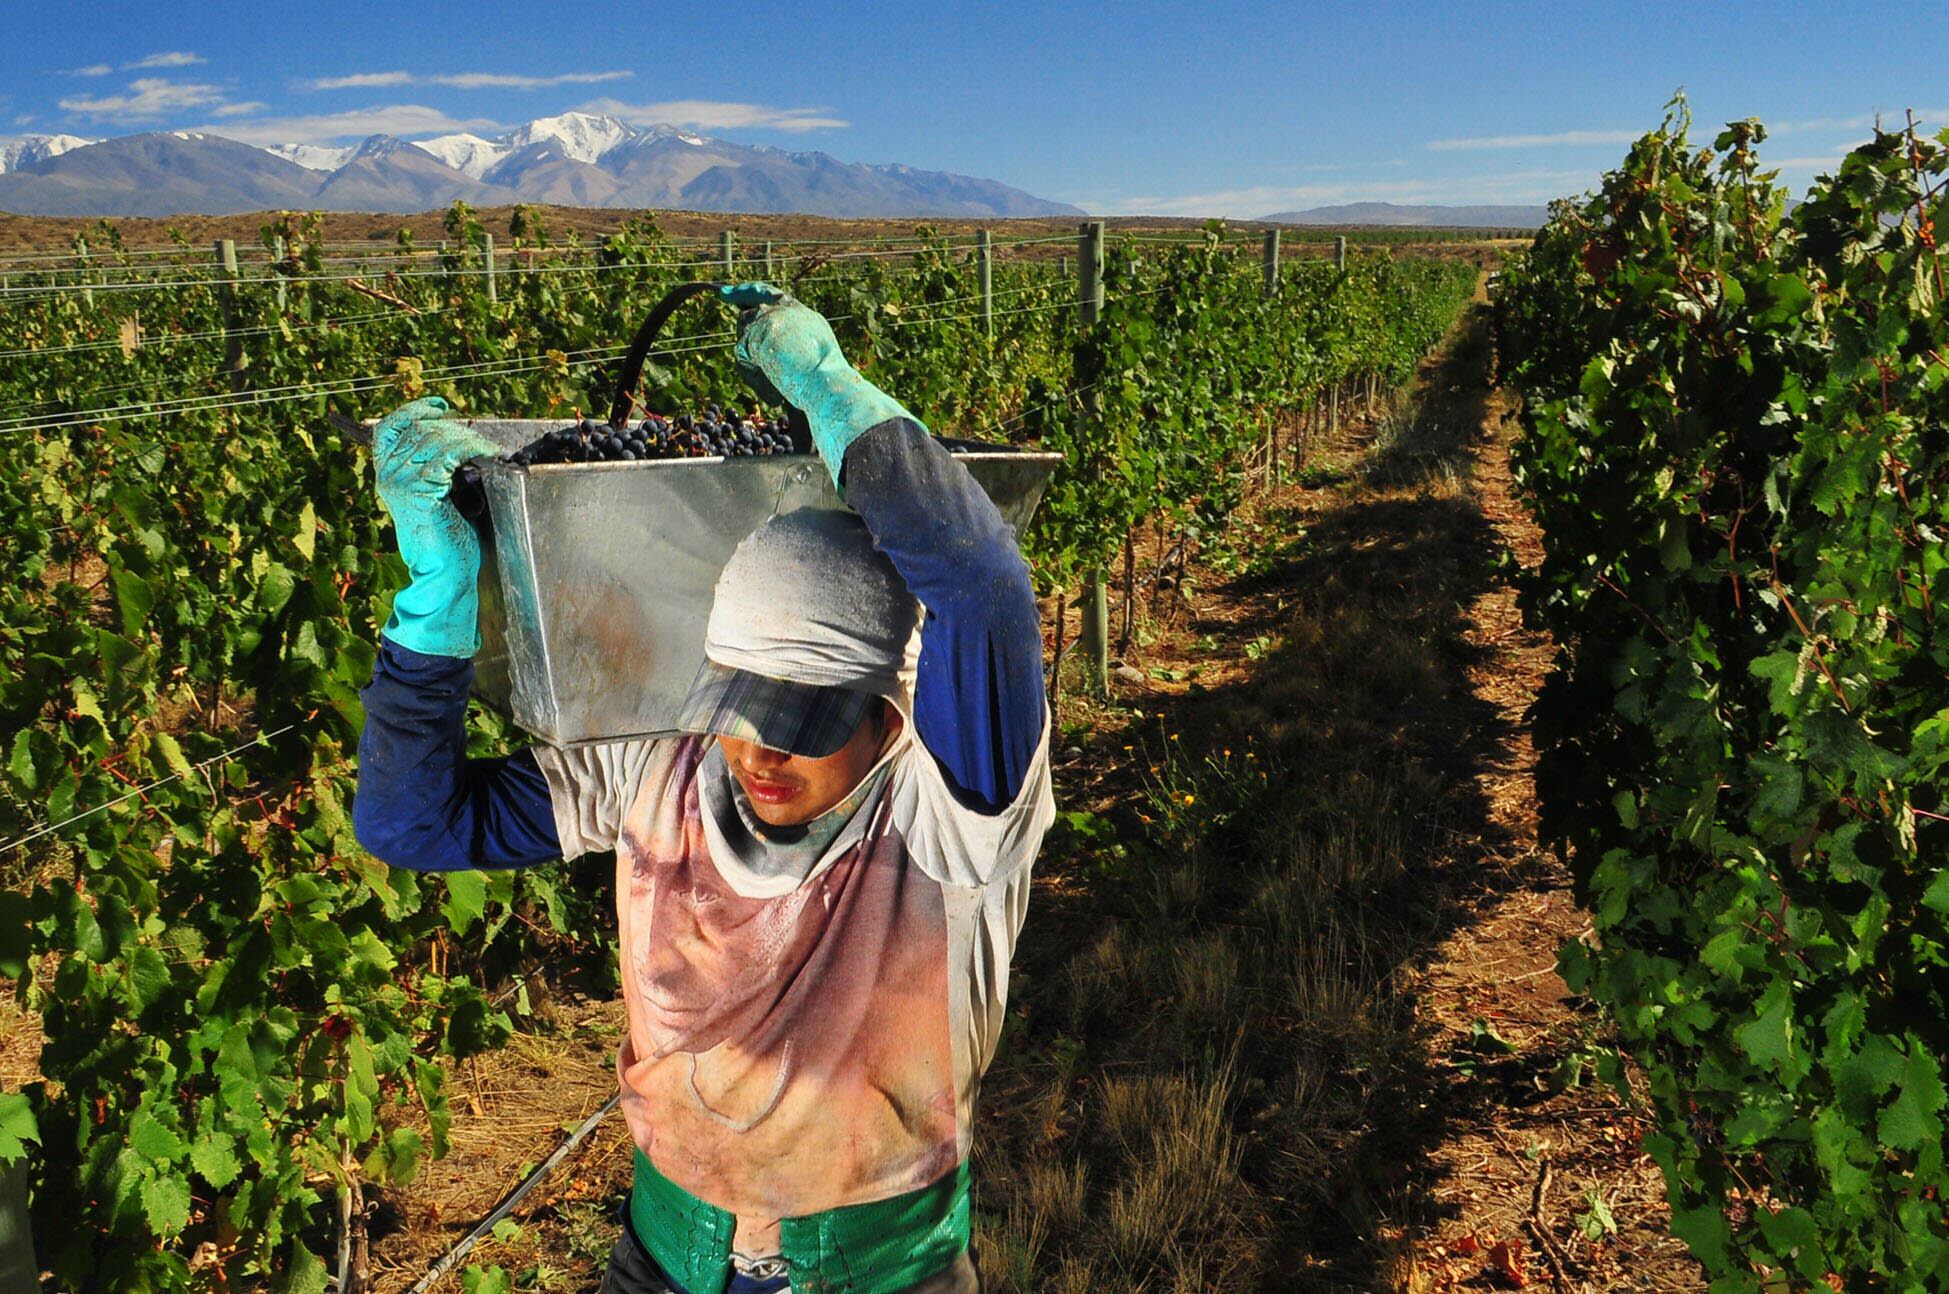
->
xmin=719 ymin=282 xmax=786 ymax=310
xmin=720 ymin=281 xmax=921 ymax=490
xmin=372 ymin=396 xmax=500 ymax=658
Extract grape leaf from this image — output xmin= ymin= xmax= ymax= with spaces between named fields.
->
xmin=6 ymin=729 xmax=37 ymax=791
xmin=190 ymin=1134 xmax=241 ymax=1189
xmin=126 ymin=945 xmax=170 ymax=1012
xmin=440 ymin=870 xmax=488 ymax=936
xmin=0 ymin=1093 xmax=39 ymax=1163
xmin=294 ymin=500 xmax=317 ymax=562
xmin=140 ymin=1171 xmax=192 ymax=1236
xmin=151 ymin=732 xmax=193 ymax=779
xmin=1734 ymin=981 xmax=1795 ymax=1071
xmin=1669 ymin=1203 xmax=1735 ymax=1272
xmin=461 ymin=1265 xmax=512 ymax=1294
xmin=1922 ymin=869 xmax=1949 ymax=915
xmin=258 ymin=562 xmax=298 ymax=616
xmin=278 ymin=1241 xmax=330 ymax=1294
xmin=129 ymin=1108 xmax=186 ymax=1163
xmin=1878 ymin=1043 xmax=1947 ymax=1153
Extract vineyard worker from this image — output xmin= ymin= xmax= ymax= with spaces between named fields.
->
xmin=352 ymin=282 xmax=1053 ymax=1294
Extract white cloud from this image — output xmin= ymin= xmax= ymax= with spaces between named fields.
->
xmin=1429 ymin=129 xmax=1643 ymax=152
xmin=70 ymin=64 xmax=114 ymax=77
xmin=210 ymin=101 xmax=268 ymax=118
xmin=432 ymin=71 xmax=632 ymax=89
xmin=192 ymin=103 xmax=501 ymax=146
xmin=126 ymin=52 xmax=206 ymax=70
xmin=59 ymin=78 xmax=225 ymax=121
xmin=1429 ymin=110 xmax=1949 ymax=158
xmin=304 ymin=71 xmax=415 ymax=90
xmin=1096 ymin=168 xmax=1596 ymax=218
xmin=581 ymin=97 xmax=846 ymax=132
xmin=302 ymin=69 xmax=633 ymax=91
xmin=1769 ymin=109 xmax=1948 ymax=136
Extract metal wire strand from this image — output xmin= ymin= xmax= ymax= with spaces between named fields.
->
xmin=0 ymin=724 xmax=299 ymax=855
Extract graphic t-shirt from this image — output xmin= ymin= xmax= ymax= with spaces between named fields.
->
xmin=536 ymin=722 xmax=1053 ymax=1256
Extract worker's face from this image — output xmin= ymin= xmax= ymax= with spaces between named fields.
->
xmin=718 ymin=701 xmax=902 ymax=828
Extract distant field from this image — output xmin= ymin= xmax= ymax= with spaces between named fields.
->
xmin=0 ymin=203 xmax=1528 ymax=257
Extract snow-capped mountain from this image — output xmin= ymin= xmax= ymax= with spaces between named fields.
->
xmin=0 ymin=113 xmax=1083 ymax=218
xmin=503 ymin=112 xmax=636 ymax=165
xmin=0 ymin=134 xmax=95 ymax=175
xmin=418 ymin=112 xmax=646 ymax=179
xmin=266 ymin=142 xmax=357 ymax=172
xmin=413 ymin=132 xmax=506 ymax=179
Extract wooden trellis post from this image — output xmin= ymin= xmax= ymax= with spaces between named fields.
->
xmin=977 ymin=229 xmax=993 ymax=337
xmin=1076 ymin=220 xmax=1109 ymax=694
xmin=216 ymin=239 xmax=245 ymax=394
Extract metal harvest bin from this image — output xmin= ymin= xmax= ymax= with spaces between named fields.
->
xmin=457 ymin=421 xmax=1061 ymax=747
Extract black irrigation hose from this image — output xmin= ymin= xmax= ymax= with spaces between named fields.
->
xmin=405 ymin=1092 xmax=623 ymax=1294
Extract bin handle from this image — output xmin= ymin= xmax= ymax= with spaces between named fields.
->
xmin=606 ymin=280 xmax=726 ymax=429
xmin=606 ymin=281 xmax=814 ymax=453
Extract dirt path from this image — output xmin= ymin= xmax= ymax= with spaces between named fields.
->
xmin=979 ymin=296 xmax=1709 ymax=1292
xmin=1379 ymin=331 xmax=1704 ymax=1294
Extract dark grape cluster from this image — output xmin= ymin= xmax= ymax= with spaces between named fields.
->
xmin=504 ymin=406 xmax=804 ymax=466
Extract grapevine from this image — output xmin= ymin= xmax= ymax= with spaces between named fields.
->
xmin=1497 ymin=100 xmax=1949 ymax=1290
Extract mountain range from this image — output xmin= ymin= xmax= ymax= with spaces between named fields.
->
xmin=0 ymin=113 xmax=1084 ymax=219
xmin=1260 ymin=201 xmax=1548 ymax=228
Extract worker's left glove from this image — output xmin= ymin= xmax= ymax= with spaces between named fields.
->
xmin=721 ymin=282 xmax=920 ymax=491
xmin=372 ymin=396 xmax=500 ymax=659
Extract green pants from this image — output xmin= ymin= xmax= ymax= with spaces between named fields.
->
xmin=0 ymin=1159 xmax=35 ymax=1293
xmin=630 ymin=1150 xmax=972 ymax=1294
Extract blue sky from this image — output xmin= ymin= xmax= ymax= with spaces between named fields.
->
xmin=2 ymin=0 xmax=1944 ymax=216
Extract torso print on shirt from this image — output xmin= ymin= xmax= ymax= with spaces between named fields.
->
xmin=613 ymin=737 xmax=958 ymax=1251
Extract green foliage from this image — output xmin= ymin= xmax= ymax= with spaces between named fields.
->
xmin=1027 ymin=228 xmax=1473 ymax=587
xmin=1498 ymin=99 xmax=1949 ymax=1289
xmin=0 ymin=206 xmax=1470 ymax=1287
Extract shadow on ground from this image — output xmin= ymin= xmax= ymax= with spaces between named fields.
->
xmin=972 ymin=307 xmax=1569 ymax=1292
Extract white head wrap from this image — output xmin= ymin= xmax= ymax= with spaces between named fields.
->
xmin=703 ymin=507 xmax=921 ymax=707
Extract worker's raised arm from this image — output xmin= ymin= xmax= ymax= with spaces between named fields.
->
xmin=725 ymin=284 xmax=1046 ymax=812
xmin=351 ymin=399 xmax=561 ymax=870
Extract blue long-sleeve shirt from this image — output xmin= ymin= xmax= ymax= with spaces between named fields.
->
xmin=353 ymin=419 xmax=1045 ymax=871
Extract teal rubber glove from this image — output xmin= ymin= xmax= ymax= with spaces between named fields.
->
xmin=720 ymin=281 xmax=920 ymax=490
xmin=372 ymin=396 xmax=500 ymax=658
